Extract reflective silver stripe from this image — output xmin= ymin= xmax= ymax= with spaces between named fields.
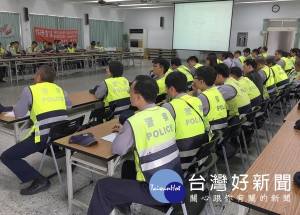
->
xmin=240 ymin=113 xmax=246 ymax=118
xmin=181 ymin=156 xmax=208 ymax=170
xmin=138 ymin=138 xmax=176 ymax=157
xmin=179 ymin=148 xmax=198 ymax=158
xmin=211 ymin=122 xmax=228 ymax=130
xmin=35 ymin=128 xmax=50 ymax=136
xmin=140 ymin=149 xmax=179 ymax=171
xmin=266 ymin=88 xmax=275 ymax=94
xmin=114 ymin=105 xmax=130 ymax=112
xmin=38 ymin=115 xmax=68 ymax=127
xmin=243 ymin=121 xmax=253 ymax=126
xmin=277 ymin=84 xmax=287 ymax=90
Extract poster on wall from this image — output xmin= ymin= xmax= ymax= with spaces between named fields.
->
xmin=34 ymin=27 xmax=78 ymax=43
xmin=237 ymin=32 xmax=248 ymax=47
xmin=0 ymin=24 xmax=14 ymax=38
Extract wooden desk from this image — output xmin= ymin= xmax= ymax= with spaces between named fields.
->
xmin=230 ymin=120 xmax=300 ymax=215
xmin=0 ymin=90 xmax=100 ymax=142
xmin=284 ymin=103 xmax=300 ymax=123
xmin=54 ymin=118 xmax=120 ymax=215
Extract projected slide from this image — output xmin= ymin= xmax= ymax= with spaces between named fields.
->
xmin=173 ymin=1 xmax=233 ymax=51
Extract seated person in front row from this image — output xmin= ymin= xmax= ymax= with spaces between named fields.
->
xmin=187 ymin=56 xmax=203 ymax=76
xmin=193 ymin=66 xmax=228 ymax=131
xmin=229 ymin=67 xmax=262 ymax=107
xmin=162 ymin=72 xmax=209 ymax=171
xmin=87 ymin=75 xmax=182 ymax=215
xmin=147 ymin=58 xmax=172 ymax=80
xmin=56 ymin=40 xmax=66 ymax=53
xmin=290 ymin=59 xmax=300 ymax=88
xmin=213 ymin=63 xmax=252 ymax=119
xmin=92 ymin=61 xmax=130 ymax=116
xmin=41 ymin=42 xmax=55 ymax=54
xmin=171 ymin=57 xmax=194 ymax=88
xmin=0 ymin=65 xmax=72 ymax=195
xmin=152 ymin=58 xmax=170 ymax=103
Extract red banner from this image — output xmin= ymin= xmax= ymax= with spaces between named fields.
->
xmin=34 ymin=27 xmax=78 ymax=43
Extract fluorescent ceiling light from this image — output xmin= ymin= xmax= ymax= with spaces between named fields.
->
xmin=127 ymin=5 xmax=173 ymax=8
xmin=235 ymin=0 xmax=297 ymax=4
xmin=105 ymin=0 xmax=131 ymax=2
xmin=119 ymin=3 xmax=151 ymax=6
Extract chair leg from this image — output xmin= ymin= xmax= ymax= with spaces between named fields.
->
xmin=279 ymin=101 xmax=285 ymax=121
xmin=237 ymin=137 xmax=246 ymax=173
xmin=181 ymin=202 xmax=188 ymax=215
xmin=266 ymin=108 xmax=275 ymax=137
xmin=263 ymin=122 xmax=270 ymax=143
xmin=205 ymin=183 xmax=215 ymax=215
xmin=38 ymin=148 xmax=48 ymax=172
xmin=253 ymin=120 xmax=262 ymax=153
xmin=50 ymin=145 xmax=67 ymax=197
xmin=214 ymin=164 xmax=225 ymax=215
xmin=221 ymin=145 xmax=233 ymax=188
xmin=241 ymin=130 xmax=251 ymax=168
xmin=166 ymin=206 xmax=174 ymax=215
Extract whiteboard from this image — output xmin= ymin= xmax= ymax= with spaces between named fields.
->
xmin=173 ymin=1 xmax=233 ymax=51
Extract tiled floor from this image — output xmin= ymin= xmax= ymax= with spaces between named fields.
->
xmin=0 ymin=59 xmax=286 ymax=215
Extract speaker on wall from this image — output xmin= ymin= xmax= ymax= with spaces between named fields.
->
xmin=24 ymin=7 xmax=29 ymax=22
xmin=160 ymin=16 xmax=164 ymax=28
xmin=85 ymin=14 xmax=89 ymax=25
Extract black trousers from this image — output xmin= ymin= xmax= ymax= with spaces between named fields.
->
xmin=1 ymin=134 xmax=47 ymax=183
xmin=0 ymin=66 xmax=6 ymax=80
xmin=87 ymin=160 xmax=165 ymax=215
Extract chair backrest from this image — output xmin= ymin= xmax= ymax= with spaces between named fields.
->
xmin=48 ymin=115 xmax=85 ymax=143
xmin=223 ymin=116 xmax=247 ymax=138
xmin=88 ymin=102 xmax=116 ymax=125
xmin=243 ymin=106 xmax=261 ymax=126
xmin=155 ymin=93 xmax=166 ymax=104
xmin=184 ymin=130 xmax=222 ymax=178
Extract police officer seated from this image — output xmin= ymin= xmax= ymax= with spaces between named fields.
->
xmin=171 ymin=58 xmax=194 ymax=89
xmin=265 ymin=56 xmax=289 ymax=91
xmin=213 ymin=63 xmax=252 ymax=122
xmin=193 ymin=66 xmax=228 ymax=131
xmin=229 ymin=67 xmax=262 ymax=107
xmin=186 ymin=56 xmax=203 ymax=76
xmin=162 ymin=72 xmax=209 ymax=171
xmin=0 ymin=65 xmax=72 ymax=195
xmin=92 ymin=61 xmax=130 ymax=116
xmin=87 ymin=75 xmax=182 ymax=215
xmin=152 ymin=58 xmax=170 ymax=103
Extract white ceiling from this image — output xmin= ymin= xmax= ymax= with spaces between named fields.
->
xmin=59 ymin=0 xmax=299 ymax=9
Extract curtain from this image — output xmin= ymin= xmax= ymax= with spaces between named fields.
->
xmin=262 ymin=19 xmax=270 ymax=46
xmin=89 ymin=19 xmax=123 ymax=48
xmin=294 ymin=18 xmax=300 ymax=48
xmin=0 ymin=12 xmax=21 ymax=48
xmin=58 ymin=17 xmax=83 ymax=48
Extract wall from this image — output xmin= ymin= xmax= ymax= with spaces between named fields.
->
xmin=0 ymin=0 xmax=125 ymax=48
xmin=230 ymin=1 xmax=300 ymax=53
xmin=123 ymin=1 xmax=300 ymax=59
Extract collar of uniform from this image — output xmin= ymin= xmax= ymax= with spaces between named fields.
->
xmin=174 ymin=93 xmax=187 ymax=99
xmin=157 ymin=74 xmax=165 ymax=80
xmin=140 ymin=103 xmax=156 ymax=111
xmin=238 ymin=77 xmax=243 ymax=81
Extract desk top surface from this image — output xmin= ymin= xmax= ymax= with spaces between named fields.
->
xmin=54 ymin=118 xmax=119 ymax=161
xmin=284 ymin=103 xmax=300 ymax=123
xmin=229 ymin=120 xmax=300 ymax=215
xmin=0 ymin=90 xmax=99 ymax=124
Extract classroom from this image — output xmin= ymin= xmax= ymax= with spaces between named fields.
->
xmin=0 ymin=0 xmax=300 ymax=214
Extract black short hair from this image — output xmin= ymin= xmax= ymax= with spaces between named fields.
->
xmin=262 ymin=46 xmax=268 ymax=52
xmin=195 ymin=66 xmax=216 ymax=86
xmin=73 ymin=43 xmax=77 ymax=47
xmin=276 ymin=50 xmax=284 ymax=55
xmin=157 ymin=58 xmax=170 ymax=74
xmin=221 ymin=52 xmax=229 ymax=59
xmin=282 ymin=51 xmax=288 ymax=57
xmin=108 ymin=61 xmax=123 ymax=77
xmin=229 ymin=67 xmax=243 ymax=78
xmin=37 ymin=65 xmax=56 ymax=83
xmin=57 ymin=40 xmax=62 ymax=43
xmin=187 ymin=56 xmax=199 ymax=63
xmin=171 ymin=58 xmax=182 ymax=66
xmin=165 ymin=71 xmax=187 ymax=93
xmin=290 ymin=48 xmax=298 ymax=54
xmin=243 ymin=48 xmax=250 ymax=53
xmin=91 ymin=41 xmax=96 ymax=46
xmin=134 ymin=75 xmax=158 ymax=103
xmin=213 ymin=63 xmax=229 ymax=78
xmin=228 ymin=52 xmax=234 ymax=59
xmin=255 ymin=56 xmax=266 ymax=65
xmin=47 ymin=42 xmax=52 ymax=46
xmin=252 ymin=49 xmax=259 ymax=55
xmin=68 ymin=42 xmax=72 ymax=45
xmin=244 ymin=59 xmax=257 ymax=70
xmin=265 ymin=56 xmax=277 ymax=66
xmin=32 ymin=41 xmax=38 ymax=45
xmin=234 ymin=50 xmax=241 ymax=55
xmin=152 ymin=58 xmax=159 ymax=64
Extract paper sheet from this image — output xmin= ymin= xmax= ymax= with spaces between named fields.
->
xmin=101 ymin=133 xmax=117 ymax=142
xmin=4 ymin=111 xmax=30 ymax=118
